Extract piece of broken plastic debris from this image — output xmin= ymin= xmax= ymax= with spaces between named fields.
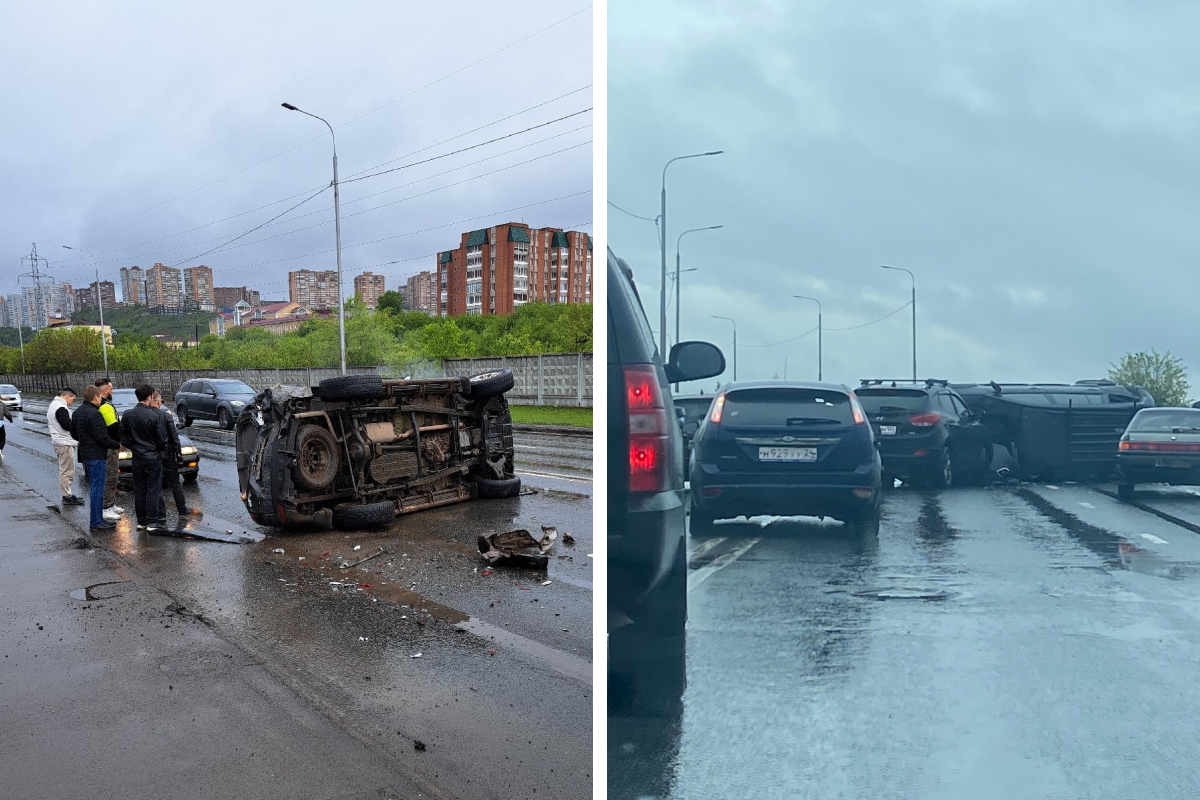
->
xmin=359 ymin=583 xmax=372 ymax=588
xmin=563 ymin=532 xmax=576 ymax=545
xmin=297 ymin=556 xmax=305 ymax=561
xmin=480 ymin=568 xmax=493 ymax=577
xmin=515 ymin=582 xmax=530 ymax=591
xmin=488 ymin=648 xmax=497 ymax=656
xmin=411 ymin=652 xmax=422 ymax=658
xmin=541 ymin=580 xmax=552 ymax=586
xmin=353 ymin=544 xmax=362 ymax=551
xmin=272 ymin=548 xmax=284 ymax=554
xmin=359 ymin=636 xmax=368 ymax=642
xmin=477 ymin=528 xmax=556 ymax=566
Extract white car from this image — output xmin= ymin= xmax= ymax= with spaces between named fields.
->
xmin=0 ymin=384 xmax=21 ymax=412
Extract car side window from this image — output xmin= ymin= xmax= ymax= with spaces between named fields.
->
xmin=201 ymin=382 xmax=214 ymax=395
xmin=938 ymin=393 xmax=957 ymax=415
xmin=181 ymin=381 xmax=194 ymax=394
xmin=951 ymin=395 xmax=969 ymax=416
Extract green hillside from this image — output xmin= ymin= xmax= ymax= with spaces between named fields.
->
xmin=72 ymin=306 xmax=214 ymax=342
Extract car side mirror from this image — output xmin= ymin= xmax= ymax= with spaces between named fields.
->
xmin=665 ymin=341 xmax=726 ymax=384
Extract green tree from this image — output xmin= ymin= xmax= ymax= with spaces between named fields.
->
xmin=24 ymin=327 xmax=104 ymax=374
xmin=377 ymin=290 xmax=405 ymax=316
xmin=1109 ymin=350 xmax=1190 ymax=406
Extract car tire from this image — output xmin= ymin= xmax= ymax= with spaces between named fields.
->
xmin=926 ymin=448 xmax=952 ymax=490
xmin=849 ymin=501 xmax=880 ymax=537
xmin=182 ymin=473 xmax=198 ymax=483
xmin=468 ymin=369 xmax=515 ymax=399
xmin=332 ymin=501 xmax=395 ymax=530
xmin=471 ymin=475 xmax=522 ymax=499
xmin=318 ymin=374 xmax=385 ymax=401
xmin=177 ymin=406 xmax=193 ymax=427
xmin=881 ymin=472 xmax=896 ymax=491
xmin=1118 ymin=482 xmax=1135 ymax=501
xmin=689 ymin=508 xmax=715 ymax=536
xmin=218 ymin=407 xmax=234 ymax=430
xmin=292 ymin=424 xmax=341 ymax=491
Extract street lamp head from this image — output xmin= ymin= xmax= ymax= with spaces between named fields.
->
xmin=281 ymin=102 xmax=298 ymax=111
xmin=705 ymin=150 xmax=724 ymax=156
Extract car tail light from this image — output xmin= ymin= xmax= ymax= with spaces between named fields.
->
xmin=625 ymin=364 xmax=669 ymax=493
xmin=1120 ymin=440 xmax=1200 ymax=452
xmin=709 ymin=392 xmax=727 ymax=424
xmin=848 ymin=393 xmax=866 ymax=425
xmin=909 ymin=412 xmax=942 ymax=427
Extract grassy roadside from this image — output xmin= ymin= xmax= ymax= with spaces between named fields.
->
xmin=509 ymin=405 xmax=592 ymax=428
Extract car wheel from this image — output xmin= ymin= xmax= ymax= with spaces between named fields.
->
xmin=849 ymin=501 xmax=880 ymax=537
xmin=177 ymin=406 xmax=193 ymax=427
xmin=467 ymin=369 xmax=515 ymax=399
xmin=690 ymin=507 xmax=715 ymax=536
xmin=318 ymin=374 xmax=385 ymax=401
xmin=1118 ymin=482 xmax=1135 ymax=501
xmin=292 ymin=424 xmax=341 ymax=491
xmin=332 ymin=501 xmax=395 ymax=530
xmin=927 ymin=448 xmax=952 ymax=490
xmin=471 ymin=475 xmax=522 ymax=499
xmin=218 ymin=407 xmax=233 ymax=429
xmin=182 ymin=473 xmax=198 ymax=483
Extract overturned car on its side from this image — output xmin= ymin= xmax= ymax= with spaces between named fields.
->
xmin=236 ymin=371 xmax=520 ymax=530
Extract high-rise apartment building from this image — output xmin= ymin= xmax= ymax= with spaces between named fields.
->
xmin=405 ymin=271 xmax=436 ymax=313
xmin=44 ymin=282 xmax=75 ymax=319
xmin=0 ymin=295 xmax=8 ymax=329
xmin=353 ymin=272 xmax=386 ymax=309
xmin=213 ymin=286 xmax=261 ymax=313
xmin=435 ymin=224 xmax=592 ymax=317
xmin=288 ymin=269 xmax=340 ymax=310
xmin=77 ymin=281 xmax=117 ymax=315
xmin=3 ymin=294 xmax=23 ymax=328
xmin=145 ymin=263 xmax=183 ymax=313
xmin=183 ymin=265 xmax=215 ymax=311
xmin=120 ymin=266 xmax=146 ymax=305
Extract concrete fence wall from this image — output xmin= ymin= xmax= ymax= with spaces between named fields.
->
xmin=0 ymin=352 xmax=593 ymax=407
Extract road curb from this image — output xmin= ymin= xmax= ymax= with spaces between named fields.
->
xmin=512 ymin=424 xmax=591 ymax=437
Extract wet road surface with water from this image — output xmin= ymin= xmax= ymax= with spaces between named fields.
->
xmin=610 ymin=481 xmax=1200 ymax=800
xmin=3 ymin=405 xmax=592 ymax=800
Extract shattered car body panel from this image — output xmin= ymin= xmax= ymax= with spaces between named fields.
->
xmin=236 ymin=376 xmax=517 ymax=529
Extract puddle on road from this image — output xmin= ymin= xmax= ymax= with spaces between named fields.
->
xmin=69 ymin=581 xmax=127 ymax=601
xmin=852 ymin=587 xmax=951 ymax=601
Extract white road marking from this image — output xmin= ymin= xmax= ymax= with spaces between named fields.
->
xmin=1141 ymin=533 xmax=1169 ymax=545
xmin=1079 ymin=502 xmax=1095 ymax=509
xmin=688 ymin=537 xmax=761 ymax=593
xmin=689 ymin=536 xmax=726 ymax=561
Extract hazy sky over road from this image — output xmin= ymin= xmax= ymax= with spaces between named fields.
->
xmin=0 ymin=1 xmax=592 ymax=306
xmin=609 ymin=0 xmax=1200 ymax=394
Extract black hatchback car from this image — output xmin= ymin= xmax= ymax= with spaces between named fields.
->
xmin=689 ymin=382 xmax=882 ymax=534
xmin=608 ymin=248 xmax=724 ymax=714
xmin=1116 ymin=407 xmax=1200 ymax=500
xmin=176 ymin=378 xmax=259 ymax=429
xmin=856 ymin=379 xmax=993 ymax=488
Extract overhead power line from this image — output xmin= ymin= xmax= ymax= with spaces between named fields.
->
xmin=741 ymin=302 xmax=914 ymax=348
xmin=608 ymin=200 xmax=658 ymax=222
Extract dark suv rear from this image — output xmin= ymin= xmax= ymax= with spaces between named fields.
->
xmin=689 ymin=382 xmax=881 ymax=533
xmin=856 ymin=379 xmax=992 ymax=488
xmin=608 ymin=248 xmax=724 ymax=714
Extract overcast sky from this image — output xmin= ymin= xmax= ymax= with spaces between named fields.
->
xmin=0 ymin=1 xmax=592 ymax=308
xmin=609 ymin=0 xmax=1200 ymax=395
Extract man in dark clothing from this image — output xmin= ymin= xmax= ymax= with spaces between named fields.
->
xmin=149 ymin=390 xmax=194 ymax=519
xmin=121 ymin=384 xmax=169 ymax=532
xmin=70 ymin=385 xmax=124 ymax=530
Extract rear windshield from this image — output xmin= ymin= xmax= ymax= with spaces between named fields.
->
xmin=724 ymin=388 xmax=853 ymax=426
xmin=1129 ymin=410 xmax=1200 ymax=432
xmin=856 ymin=389 xmax=928 ymax=414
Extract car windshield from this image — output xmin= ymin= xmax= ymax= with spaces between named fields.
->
xmin=723 ymin=388 xmax=852 ymax=426
xmin=674 ymin=397 xmax=714 ymax=421
xmin=855 ymin=389 xmax=928 ymax=413
xmin=1129 ymin=410 xmax=1200 ymax=432
xmin=0 ymin=385 xmax=17 ymax=393
xmin=215 ymin=381 xmax=255 ymax=394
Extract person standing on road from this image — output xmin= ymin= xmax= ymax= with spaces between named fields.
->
xmin=122 ymin=384 xmax=169 ymax=532
xmin=149 ymin=391 xmax=194 ymax=519
xmin=0 ymin=400 xmax=11 ymax=463
xmin=94 ymin=378 xmax=125 ymax=519
xmin=70 ymin=385 xmax=124 ymax=530
xmin=47 ymin=388 xmax=84 ymax=506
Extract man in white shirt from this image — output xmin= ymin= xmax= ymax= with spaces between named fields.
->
xmin=48 ymin=387 xmax=84 ymax=506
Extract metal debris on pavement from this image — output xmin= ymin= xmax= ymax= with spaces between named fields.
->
xmin=340 ymin=545 xmax=386 ymax=570
xmin=273 ymin=548 xmax=285 ymax=554
xmin=562 ymin=532 xmax=576 ymax=545
xmin=148 ymin=527 xmax=258 ymax=544
xmin=477 ymin=528 xmax=557 ymax=568
xmin=353 ymin=544 xmax=362 ymax=551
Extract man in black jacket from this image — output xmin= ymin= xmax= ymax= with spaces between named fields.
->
xmin=121 ymin=384 xmax=169 ymax=531
xmin=150 ymin=390 xmax=193 ymax=519
xmin=70 ymin=385 xmax=124 ymax=530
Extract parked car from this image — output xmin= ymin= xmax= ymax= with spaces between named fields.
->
xmin=952 ymin=379 xmax=1155 ymax=481
xmin=690 ymin=381 xmax=882 ymax=535
xmin=855 ymin=379 xmax=993 ymax=488
xmin=0 ymin=384 xmax=22 ymax=412
xmin=176 ymin=378 xmax=259 ymax=429
xmin=608 ymin=247 xmax=725 ymax=715
xmin=1116 ymin=407 xmax=1200 ymax=500
xmin=109 ymin=388 xmax=200 ymax=483
xmin=236 ymin=371 xmax=520 ymax=531
xmin=673 ymin=393 xmax=715 ymax=468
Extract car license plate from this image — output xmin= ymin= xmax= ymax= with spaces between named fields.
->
xmin=880 ymin=425 xmax=897 ymax=435
xmin=1155 ymin=458 xmax=1192 ymax=469
xmin=758 ymin=446 xmax=817 ymax=462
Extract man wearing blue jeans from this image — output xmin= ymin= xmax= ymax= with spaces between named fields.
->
xmin=69 ymin=385 xmax=123 ymax=530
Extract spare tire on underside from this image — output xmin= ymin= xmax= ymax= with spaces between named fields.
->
xmin=468 ymin=369 xmax=515 ymax=399
xmin=293 ymin=424 xmax=341 ymax=491
xmin=471 ymin=475 xmax=522 ymax=499
xmin=318 ymin=374 xmax=385 ymax=401
xmin=332 ymin=501 xmax=395 ymax=530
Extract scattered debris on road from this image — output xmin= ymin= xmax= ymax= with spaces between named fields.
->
xmin=562 ymin=532 xmax=576 ymax=545
xmin=414 ymin=739 xmax=427 ymax=752
xmin=273 ymin=548 xmax=285 ymax=554
xmin=478 ymin=528 xmax=557 ymax=567
xmin=148 ymin=526 xmax=258 ymax=544
xmin=340 ymin=545 xmax=386 ymax=570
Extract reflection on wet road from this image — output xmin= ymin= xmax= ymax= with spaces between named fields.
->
xmin=611 ymin=483 xmax=1200 ymax=800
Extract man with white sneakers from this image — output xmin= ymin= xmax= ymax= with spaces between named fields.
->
xmin=47 ymin=387 xmax=84 ymax=506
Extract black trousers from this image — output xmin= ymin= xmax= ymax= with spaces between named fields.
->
xmin=132 ymin=459 xmax=165 ymax=525
xmin=162 ymin=461 xmax=187 ymax=515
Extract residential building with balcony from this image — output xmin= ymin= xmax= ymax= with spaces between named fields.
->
xmin=120 ymin=266 xmax=146 ymax=305
xmin=145 ymin=263 xmax=184 ymax=313
xmin=183 ymin=265 xmax=215 ymax=311
xmin=288 ymin=269 xmax=339 ymax=310
xmin=353 ymin=271 xmax=386 ymax=309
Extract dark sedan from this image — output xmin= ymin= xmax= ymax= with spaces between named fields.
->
xmin=110 ymin=389 xmax=201 ymax=482
xmin=1116 ymin=407 xmax=1200 ymax=500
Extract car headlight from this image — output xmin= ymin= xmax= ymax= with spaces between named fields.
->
xmin=231 ymin=401 xmax=246 ymax=407
xmin=180 ymin=446 xmax=197 ymax=456
xmin=118 ymin=450 xmax=132 ymax=460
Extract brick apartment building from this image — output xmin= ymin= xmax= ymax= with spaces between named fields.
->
xmin=405 ymin=271 xmax=436 ymax=313
xmin=213 ymin=286 xmax=261 ymax=313
xmin=435 ymin=224 xmax=592 ymax=317
xmin=77 ymin=281 xmax=117 ymax=313
xmin=146 ymin=263 xmax=184 ymax=313
xmin=183 ymin=265 xmax=215 ymax=311
xmin=288 ymin=269 xmax=339 ymax=310
xmin=353 ymin=271 xmax=386 ymax=309
xmin=120 ymin=266 xmax=146 ymax=305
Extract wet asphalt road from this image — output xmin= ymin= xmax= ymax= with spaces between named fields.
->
xmin=4 ymin=405 xmax=592 ymax=800
xmin=611 ymin=481 xmax=1200 ymax=800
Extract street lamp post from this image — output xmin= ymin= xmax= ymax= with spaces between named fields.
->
xmin=282 ymin=102 xmax=347 ymax=375
xmin=793 ymin=295 xmax=822 ymax=381
xmin=63 ymin=245 xmax=108 ymax=375
xmin=880 ymin=265 xmax=916 ymax=382
xmin=712 ymin=315 xmax=737 ymax=381
xmin=660 ymin=150 xmax=722 ymax=358
xmin=674 ymin=224 xmax=722 ymax=390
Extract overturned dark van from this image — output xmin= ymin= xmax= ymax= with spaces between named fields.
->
xmin=951 ymin=379 xmax=1155 ymax=481
xmin=236 ymin=371 xmax=520 ymax=530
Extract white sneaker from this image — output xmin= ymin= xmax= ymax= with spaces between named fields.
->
xmin=110 ymin=505 xmax=125 ymax=514
xmin=103 ymin=509 xmax=122 ymax=521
